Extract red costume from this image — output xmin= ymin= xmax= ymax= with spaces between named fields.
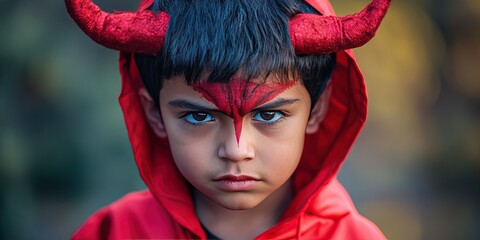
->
xmin=68 ymin=0 xmax=390 ymax=238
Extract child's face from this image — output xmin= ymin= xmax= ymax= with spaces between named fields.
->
xmin=157 ymin=76 xmax=312 ymax=210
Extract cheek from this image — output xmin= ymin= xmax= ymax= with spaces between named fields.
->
xmin=168 ymin=139 xmax=213 ymax=183
xmin=264 ymin=130 xmax=304 ymax=164
xmin=256 ymin=117 xmax=308 ymax=178
xmin=256 ymin=110 xmax=309 ymax=146
xmin=257 ymin=140 xmax=303 ymax=187
xmin=161 ymin=118 xmax=217 ymax=178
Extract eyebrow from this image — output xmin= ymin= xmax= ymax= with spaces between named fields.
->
xmin=168 ymin=98 xmax=300 ymax=112
xmin=168 ymin=99 xmax=217 ymax=111
xmin=253 ymin=98 xmax=300 ymax=111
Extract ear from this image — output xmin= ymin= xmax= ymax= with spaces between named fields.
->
xmin=305 ymin=85 xmax=331 ymax=134
xmin=138 ymin=88 xmax=167 ymax=138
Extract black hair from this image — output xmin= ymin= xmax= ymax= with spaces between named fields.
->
xmin=135 ymin=0 xmax=336 ymax=108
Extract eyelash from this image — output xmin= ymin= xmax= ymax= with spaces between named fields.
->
xmin=252 ymin=110 xmax=287 ymax=126
xmin=180 ymin=110 xmax=288 ymax=126
xmin=180 ymin=112 xmax=215 ymax=126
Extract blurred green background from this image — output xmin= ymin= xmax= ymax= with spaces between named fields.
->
xmin=1 ymin=0 xmax=479 ymax=239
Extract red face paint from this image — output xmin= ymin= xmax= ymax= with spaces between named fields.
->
xmin=191 ymin=79 xmax=295 ymax=143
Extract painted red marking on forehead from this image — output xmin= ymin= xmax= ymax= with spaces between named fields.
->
xmin=192 ymin=79 xmax=295 ymax=143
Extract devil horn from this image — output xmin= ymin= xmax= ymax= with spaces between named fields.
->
xmin=65 ymin=0 xmax=169 ymax=54
xmin=290 ymin=0 xmax=391 ymax=54
xmin=67 ymin=0 xmax=390 ymax=55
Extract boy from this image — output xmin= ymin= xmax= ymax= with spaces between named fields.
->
xmin=67 ymin=0 xmax=390 ymax=239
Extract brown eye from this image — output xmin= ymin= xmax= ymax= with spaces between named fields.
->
xmin=184 ymin=112 xmax=215 ymax=125
xmin=192 ymin=112 xmax=208 ymax=121
xmin=253 ymin=111 xmax=284 ymax=124
xmin=259 ymin=111 xmax=275 ymax=121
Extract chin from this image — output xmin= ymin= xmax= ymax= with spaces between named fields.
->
xmin=216 ymin=194 xmax=264 ymax=210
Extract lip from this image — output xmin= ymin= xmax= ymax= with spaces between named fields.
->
xmin=214 ymin=174 xmax=260 ymax=191
xmin=215 ymin=174 xmax=260 ymax=181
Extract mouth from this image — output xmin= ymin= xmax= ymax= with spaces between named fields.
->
xmin=213 ymin=174 xmax=260 ymax=191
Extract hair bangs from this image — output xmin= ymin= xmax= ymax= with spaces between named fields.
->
xmin=136 ymin=0 xmax=336 ymax=108
xmin=155 ymin=0 xmax=299 ymax=84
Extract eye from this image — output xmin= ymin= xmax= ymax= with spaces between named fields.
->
xmin=184 ymin=112 xmax=215 ymax=125
xmin=252 ymin=111 xmax=284 ymax=124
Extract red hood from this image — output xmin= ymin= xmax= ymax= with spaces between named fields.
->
xmin=118 ymin=0 xmax=368 ymax=237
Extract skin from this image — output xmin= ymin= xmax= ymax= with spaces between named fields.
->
xmin=191 ymin=79 xmax=295 ymax=143
xmin=139 ymin=75 xmax=328 ymax=239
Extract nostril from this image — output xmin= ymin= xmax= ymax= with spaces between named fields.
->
xmin=217 ymin=136 xmax=255 ymax=162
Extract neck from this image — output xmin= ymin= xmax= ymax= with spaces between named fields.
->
xmin=194 ymin=180 xmax=293 ymax=240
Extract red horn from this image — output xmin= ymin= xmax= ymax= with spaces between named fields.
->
xmin=290 ymin=0 xmax=391 ymax=54
xmin=65 ymin=0 xmax=169 ymax=54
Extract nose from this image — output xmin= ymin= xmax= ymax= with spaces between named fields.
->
xmin=217 ymin=122 xmax=255 ymax=162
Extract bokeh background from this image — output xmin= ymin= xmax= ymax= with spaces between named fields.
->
xmin=1 ymin=0 xmax=479 ymax=239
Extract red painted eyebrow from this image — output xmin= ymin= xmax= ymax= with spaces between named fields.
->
xmin=168 ymin=98 xmax=299 ymax=113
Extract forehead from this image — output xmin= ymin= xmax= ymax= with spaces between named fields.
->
xmin=192 ymin=79 xmax=294 ymax=114
xmin=159 ymin=76 xmax=310 ymax=109
xmin=160 ymin=76 xmax=311 ymax=142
